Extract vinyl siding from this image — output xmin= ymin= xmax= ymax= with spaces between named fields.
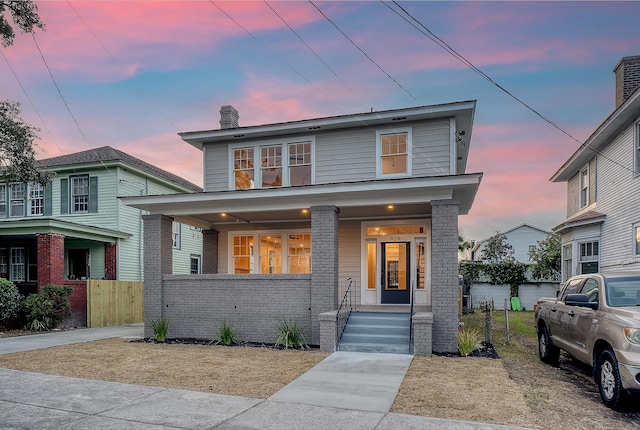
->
xmin=338 ymin=221 xmax=362 ymax=305
xmin=595 ymin=125 xmax=640 ymax=270
xmin=202 ymin=118 xmax=453 ymax=191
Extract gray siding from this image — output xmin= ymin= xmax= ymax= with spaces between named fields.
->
xmin=596 ymin=126 xmax=640 ymax=271
xmin=412 ymin=121 xmax=450 ymax=176
xmin=315 ymin=129 xmax=376 ymax=184
xmin=338 ymin=221 xmax=362 ymax=305
xmin=203 ymin=145 xmax=228 ymax=192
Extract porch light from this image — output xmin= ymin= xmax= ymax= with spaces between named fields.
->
xmin=387 ymin=205 xmax=394 ymax=210
xmin=301 ymin=209 xmax=309 ymax=214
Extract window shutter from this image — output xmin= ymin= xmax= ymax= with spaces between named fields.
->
xmin=89 ymin=176 xmax=98 ymax=213
xmin=44 ymin=182 xmax=52 ymax=216
xmin=60 ymin=178 xmax=68 ymax=214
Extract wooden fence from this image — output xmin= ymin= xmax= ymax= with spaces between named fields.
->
xmin=87 ymin=280 xmax=144 ymax=328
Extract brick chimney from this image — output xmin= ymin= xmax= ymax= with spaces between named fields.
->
xmin=219 ymin=105 xmax=239 ymax=129
xmin=613 ymin=55 xmax=640 ymax=109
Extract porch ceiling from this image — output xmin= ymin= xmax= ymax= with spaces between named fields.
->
xmin=121 ymin=174 xmax=482 ymax=230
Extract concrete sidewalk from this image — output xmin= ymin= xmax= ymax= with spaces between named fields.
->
xmin=0 ymin=325 xmax=536 ymax=430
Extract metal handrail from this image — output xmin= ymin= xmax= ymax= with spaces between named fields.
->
xmin=336 ymin=277 xmax=353 ymax=344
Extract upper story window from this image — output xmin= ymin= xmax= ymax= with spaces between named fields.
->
xmin=288 ymin=142 xmax=311 ymax=186
xmin=230 ymin=139 xmax=314 ymax=190
xmin=0 ymin=184 xmax=5 ymax=218
xmin=9 ymin=183 xmax=25 ymax=217
xmin=580 ymin=166 xmax=589 ymax=208
xmin=28 ymin=183 xmax=44 ymax=216
xmin=71 ymin=175 xmax=89 ymax=213
xmin=377 ymin=128 xmax=412 ymax=177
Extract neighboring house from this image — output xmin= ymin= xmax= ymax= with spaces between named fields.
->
xmin=471 ymin=223 xmax=551 ymax=263
xmin=122 ymin=102 xmax=483 ymax=354
xmin=0 ymin=146 xmax=202 ymax=325
xmin=551 ymin=55 xmax=640 ymax=281
xmin=467 ymin=223 xmax=558 ymax=310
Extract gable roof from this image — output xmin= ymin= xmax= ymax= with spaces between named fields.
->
xmin=475 ymin=223 xmax=552 ymax=245
xmin=38 ymin=146 xmax=201 ymax=192
xmin=550 ymin=87 xmax=640 ymax=182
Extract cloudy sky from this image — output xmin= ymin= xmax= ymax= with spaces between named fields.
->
xmin=2 ymin=1 xmax=639 ymax=241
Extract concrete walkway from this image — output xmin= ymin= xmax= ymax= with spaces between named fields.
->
xmin=0 ymin=325 xmax=536 ymax=430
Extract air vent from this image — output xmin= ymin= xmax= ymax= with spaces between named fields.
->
xmin=233 ymin=134 xmax=245 ymax=138
xmin=308 ymin=126 xmax=321 ymax=130
xmin=391 ymin=116 xmax=407 ymax=121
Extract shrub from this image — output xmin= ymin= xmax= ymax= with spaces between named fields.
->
xmin=22 ymin=284 xmax=73 ymax=331
xmin=457 ymin=327 xmax=481 ymax=357
xmin=212 ymin=321 xmax=239 ymax=345
xmin=150 ymin=317 xmax=170 ymax=342
xmin=274 ymin=318 xmax=307 ymax=349
xmin=0 ymin=279 xmax=22 ymax=323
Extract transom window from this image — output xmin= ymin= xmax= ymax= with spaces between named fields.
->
xmin=377 ymin=129 xmax=411 ymax=177
xmin=231 ymin=231 xmax=311 ymax=274
xmin=71 ymin=175 xmax=89 ymax=213
xmin=230 ymin=139 xmax=313 ymax=190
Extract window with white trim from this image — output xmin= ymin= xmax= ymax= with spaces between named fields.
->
xmin=562 ymin=244 xmax=572 ymax=282
xmin=231 ymin=231 xmax=311 ymax=274
xmin=580 ymin=167 xmax=589 ymax=208
xmin=28 ymin=183 xmax=44 ymax=216
xmin=172 ymin=222 xmax=181 ymax=249
xmin=190 ymin=255 xmax=201 ymax=274
xmin=230 ymin=139 xmax=313 ymax=190
xmin=71 ymin=175 xmax=89 ymax=213
xmin=377 ymin=128 xmax=411 ymax=177
xmin=0 ymin=184 xmax=5 ymax=218
xmin=9 ymin=183 xmax=24 ymax=217
xmin=634 ymin=222 xmax=640 ymax=256
xmin=579 ymin=240 xmax=599 ymax=274
xmin=10 ymin=247 xmax=25 ymax=282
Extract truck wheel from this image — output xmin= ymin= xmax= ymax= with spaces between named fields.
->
xmin=597 ymin=349 xmax=628 ymax=410
xmin=538 ymin=326 xmax=559 ymax=364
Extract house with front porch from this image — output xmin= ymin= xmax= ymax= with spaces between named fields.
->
xmin=0 ymin=146 xmax=202 ymax=325
xmin=122 ymin=102 xmax=483 ymax=355
xmin=551 ymin=55 xmax=640 ymax=280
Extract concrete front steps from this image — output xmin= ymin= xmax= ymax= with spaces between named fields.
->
xmin=337 ymin=311 xmax=412 ymax=355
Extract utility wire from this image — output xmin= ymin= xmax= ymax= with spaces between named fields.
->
xmin=264 ymin=1 xmax=370 ymax=109
xmin=210 ymin=1 xmax=351 ymax=112
xmin=386 ymin=1 xmax=633 ymax=174
xmin=0 ymin=47 xmax=65 ymax=158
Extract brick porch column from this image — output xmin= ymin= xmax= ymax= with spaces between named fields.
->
xmin=431 ymin=199 xmax=459 ymax=353
xmin=311 ymin=205 xmax=339 ymax=346
xmin=202 ymin=228 xmax=219 ymax=274
xmin=142 ymin=214 xmax=173 ymax=338
xmin=36 ymin=233 xmax=65 ymax=291
xmin=104 ymin=242 xmax=117 ymax=280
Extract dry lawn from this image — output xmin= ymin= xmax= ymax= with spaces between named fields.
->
xmin=1 ymin=326 xmax=639 ymax=429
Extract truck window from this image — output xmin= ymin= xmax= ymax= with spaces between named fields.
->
xmin=580 ymin=278 xmax=599 ymax=303
xmin=560 ymin=278 xmax=583 ymax=301
xmin=606 ymin=277 xmax=640 ymax=307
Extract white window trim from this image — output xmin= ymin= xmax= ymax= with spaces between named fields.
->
xmin=227 ymin=229 xmax=311 ymax=274
xmin=580 ymin=166 xmax=589 ymax=208
xmin=9 ymin=183 xmax=25 ymax=218
xmin=228 ymin=137 xmax=315 ymax=190
xmin=0 ymin=183 xmax=6 ymax=218
xmin=376 ymin=127 xmax=412 ymax=178
xmin=172 ymin=222 xmax=181 ymax=249
xmin=190 ymin=254 xmax=202 ymax=274
xmin=633 ymin=222 xmax=640 ymax=257
xmin=70 ymin=175 xmax=89 ymax=214
xmin=28 ymin=183 xmax=44 ymax=217
xmin=578 ymin=240 xmax=599 ymax=274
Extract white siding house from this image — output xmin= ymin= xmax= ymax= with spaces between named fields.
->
xmin=551 ymin=55 xmax=640 ymax=279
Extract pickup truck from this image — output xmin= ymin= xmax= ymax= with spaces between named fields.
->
xmin=534 ymin=272 xmax=640 ymax=409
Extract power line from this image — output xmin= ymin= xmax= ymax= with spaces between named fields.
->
xmin=385 ymin=0 xmax=633 ymax=175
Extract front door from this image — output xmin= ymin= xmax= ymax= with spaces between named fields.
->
xmin=381 ymin=242 xmax=410 ymax=304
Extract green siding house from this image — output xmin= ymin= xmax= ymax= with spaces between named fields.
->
xmin=0 ymin=146 xmax=202 ymax=324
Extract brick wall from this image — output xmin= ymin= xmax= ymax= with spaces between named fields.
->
xmin=202 ymin=229 xmax=219 ymax=274
xmin=430 ymin=199 xmax=459 ymax=353
xmin=104 ymin=242 xmax=117 ymax=280
xmin=62 ymin=280 xmax=87 ymax=328
xmin=36 ymin=233 xmax=65 ymax=290
xmin=310 ymin=205 xmax=339 ymax=345
xmin=614 ymin=55 xmax=640 ymax=108
xmin=161 ymin=274 xmax=312 ymax=344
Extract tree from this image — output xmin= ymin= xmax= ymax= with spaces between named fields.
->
xmin=0 ymin=0 xmax=45 ymax=47
xmin=1 ymin=100 xmax=51 ymax=184
xmin=480 ymin=231 xmax=514 ymax=262
xmin=458 ymin=230 xmax=473 ymax=253
xmin=529 ymin=233 xmax=561 ymax=281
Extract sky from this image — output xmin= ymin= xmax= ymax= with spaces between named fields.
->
xmin=2 ymin=0 xmax=640 ymax=242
